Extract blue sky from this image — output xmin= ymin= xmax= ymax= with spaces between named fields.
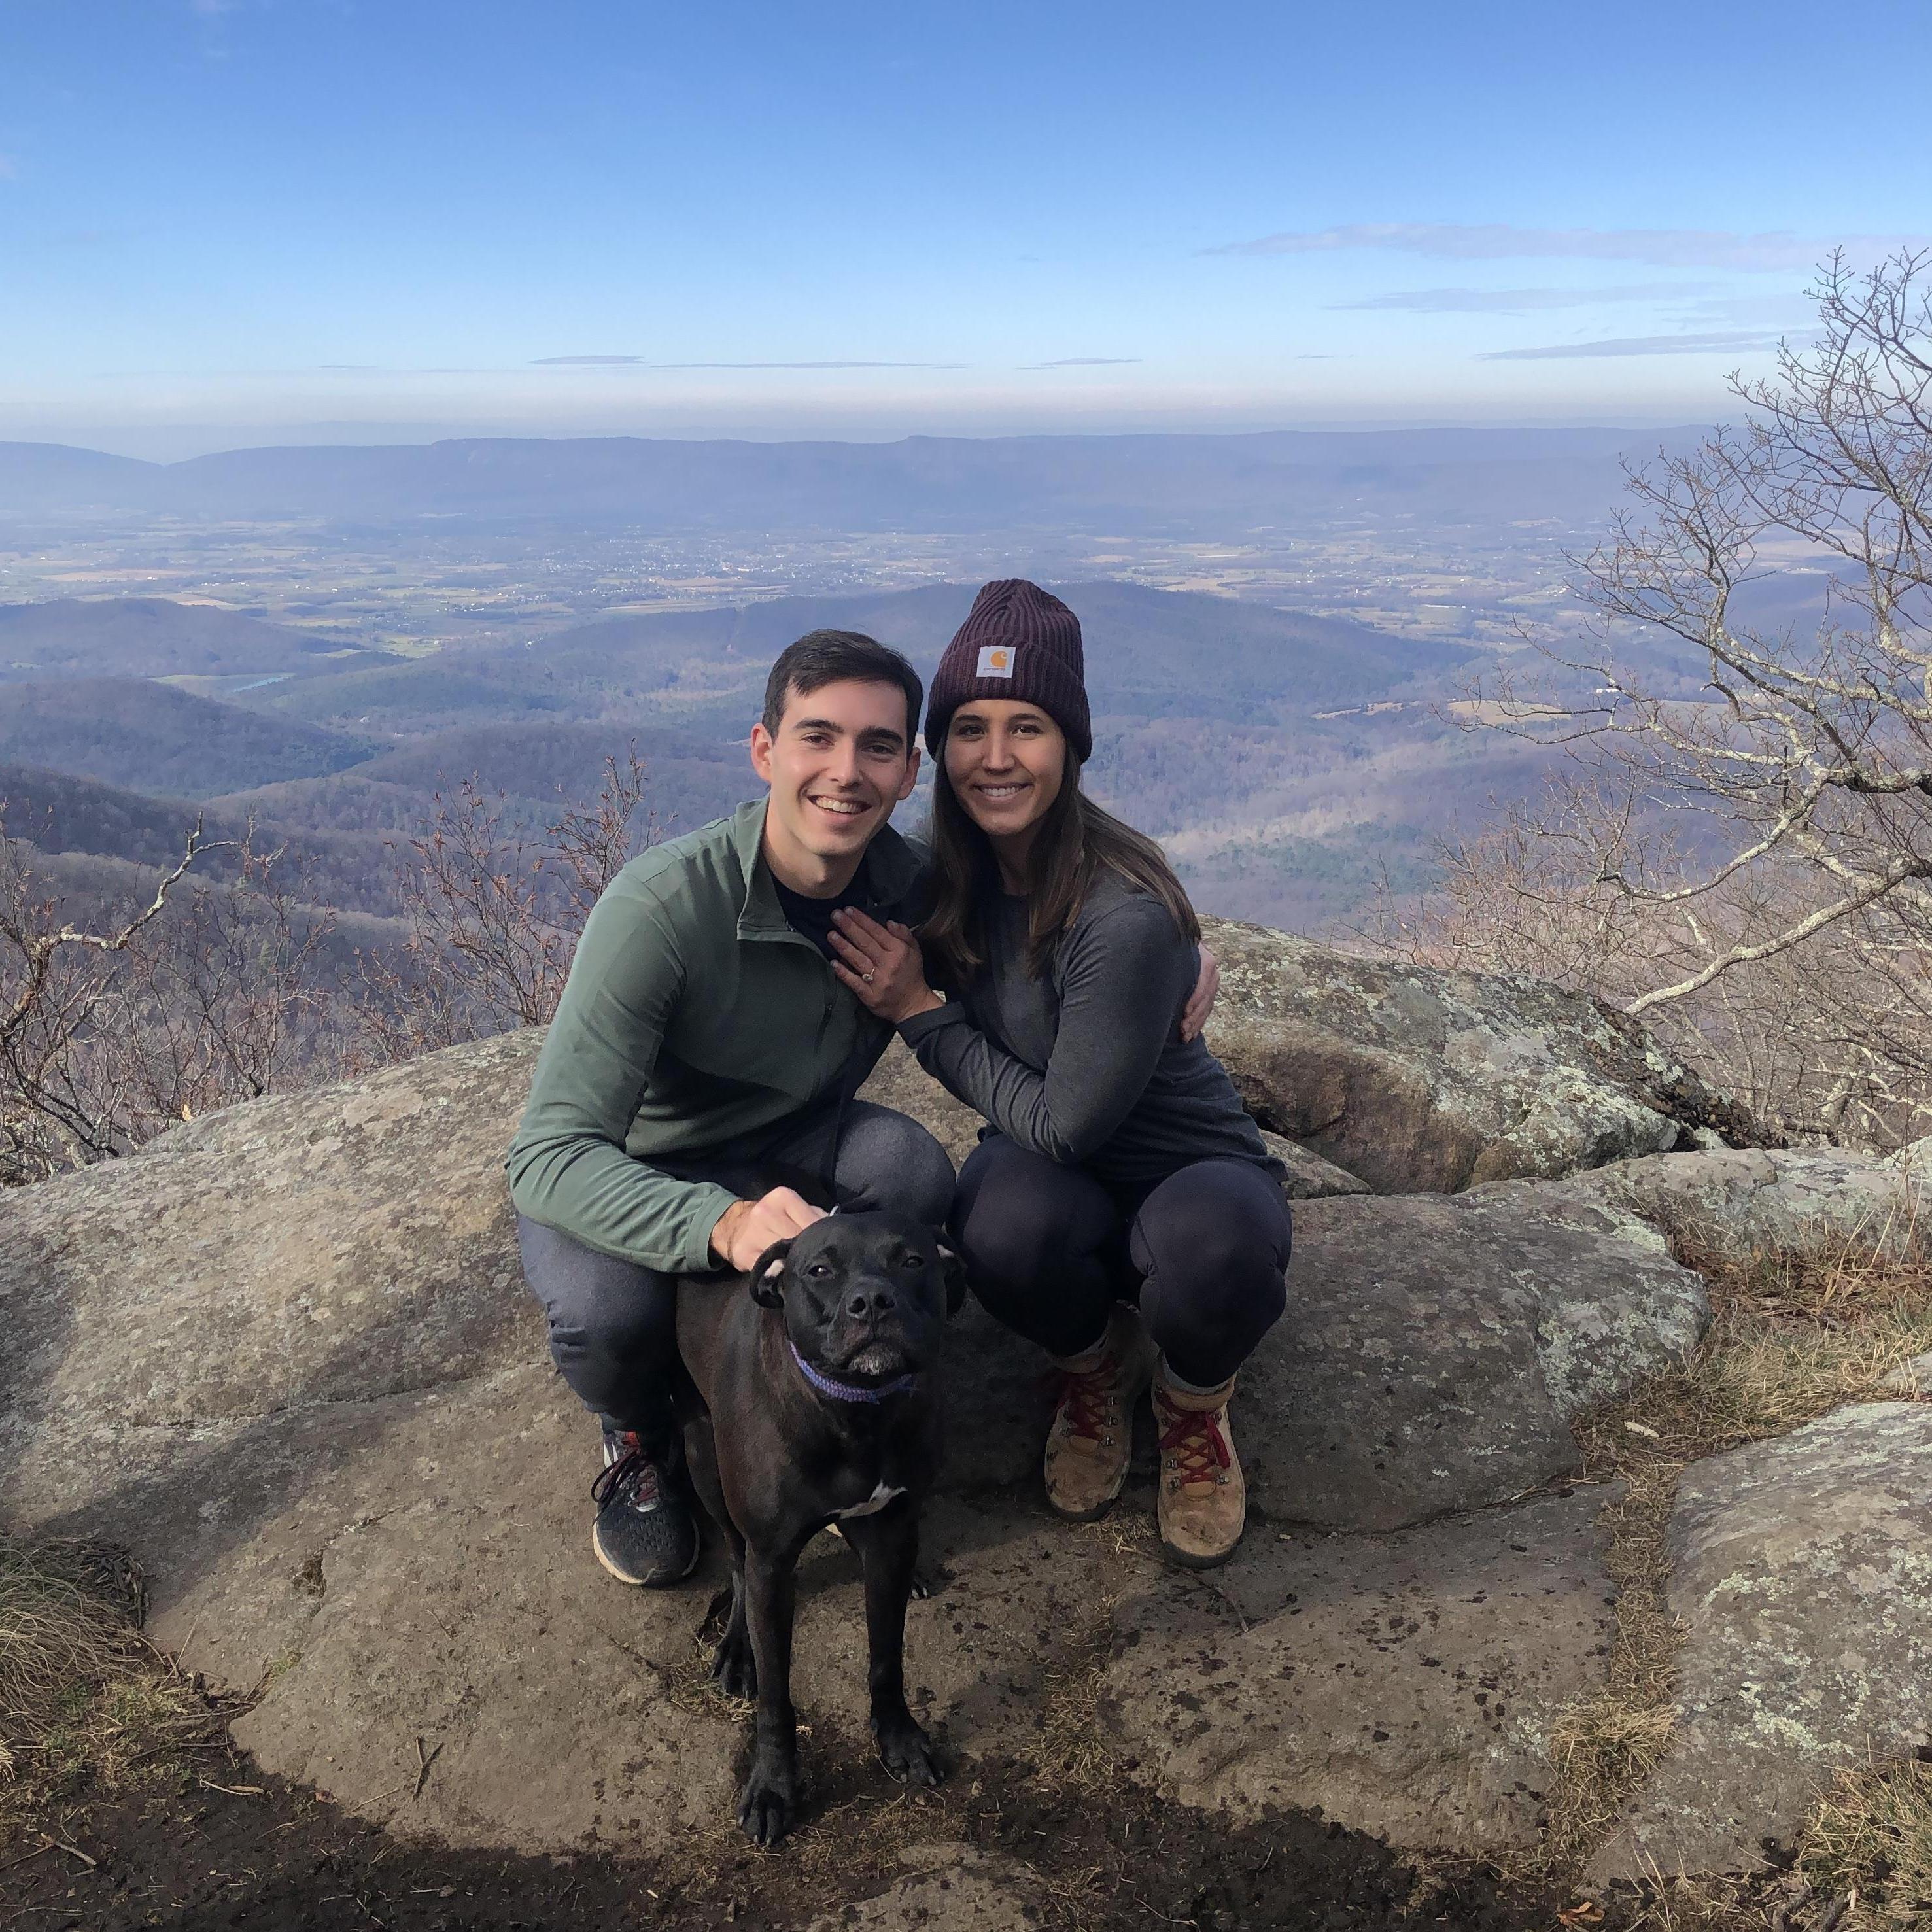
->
xmin=3 ymin=0 xmax=1928 ymax=455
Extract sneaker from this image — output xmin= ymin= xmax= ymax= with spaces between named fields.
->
xmin=1043 ymin=1311 xmax=1153 ymax=1522
xmin=1151 ymin=1366 xmax=1245 ymax=1569
xmin=591 ymin=1428 xmax=700 ymax=1587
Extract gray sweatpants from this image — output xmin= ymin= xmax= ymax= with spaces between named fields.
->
xmin=515 ymin=1100 xmax=956 ymax=1443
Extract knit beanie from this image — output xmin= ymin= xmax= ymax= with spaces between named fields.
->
xmin=923 ymin=579 xmax=1092 ymax=761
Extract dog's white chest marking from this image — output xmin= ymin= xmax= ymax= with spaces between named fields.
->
xmin=838 ymin=1481 xmax=906 ymax=1520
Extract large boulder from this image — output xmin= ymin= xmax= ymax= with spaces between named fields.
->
xmin=1591 ymin=1402 xmax=1932 ymax=1879
xmin=1500 ymin=1143 xmax=1927 ymax=1264
xmin=2 ymin=1035 xmax=1713 ymax=1542
xmin=1230 ymin=1186 xmax=1706 ymax=1530
xmin=860 ymin=1037 xmax=1368 ymax=1199
xmin=1198 ymin=916 xmax=1762 ymax=1193
xmin=0 ymin=1031 xmax=1741 ymax=1859
xmin=0 ymin=1027 xmax=543 ymax=1458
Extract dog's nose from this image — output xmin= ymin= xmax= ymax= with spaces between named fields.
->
xmin=846 ymin=1287 xmax=897 ymax=1319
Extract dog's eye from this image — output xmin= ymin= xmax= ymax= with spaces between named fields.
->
xmin=805 ymin=1260 xmax=834 ymax=1279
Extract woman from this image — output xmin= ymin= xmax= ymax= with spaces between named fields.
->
xmin=828 ymin=579 xmax=1291 ymax=1569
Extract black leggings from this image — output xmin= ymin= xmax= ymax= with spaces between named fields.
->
xmin=951 ymin=1135 xmax=1292 ymax=1387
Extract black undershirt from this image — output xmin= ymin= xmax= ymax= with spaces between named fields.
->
xmin=771 ymin=858 xmax=872 ymax=961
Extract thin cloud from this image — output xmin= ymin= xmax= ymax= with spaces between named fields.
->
xmin=530 ymin=356 xmax=969 ymax=369
xmin=1017 ymin=356 xmax=1143 ymax=369
xmin=1205 ymin=222 xmax=1931 ymax=271
xmin=655 ymin=360 xmax=969 ymax=370
xmin=1479 ymin=329 xmax=1795 ymax=360
xmin=1672 ymin=292 xmax=1819 ymax=326
xmin=1332 ymin=282 xmax=1709 ymax=313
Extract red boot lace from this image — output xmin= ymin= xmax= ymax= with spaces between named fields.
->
xmin=1156 ymin=1396 xmax=1232 ymax=1489
xmin=1052 ymin=1356 xmax=1119 ymax=1443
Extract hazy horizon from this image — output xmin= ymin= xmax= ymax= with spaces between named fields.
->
xmin=12 ymin=414 xmax=1711 ymax=467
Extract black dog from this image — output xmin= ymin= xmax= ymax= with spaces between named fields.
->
xmin=674 ymin=1209 xmax=964 ymax=1846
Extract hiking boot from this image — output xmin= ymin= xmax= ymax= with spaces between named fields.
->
xmin=1043 ymin=1309 xmax=1153 ymax=1522
xmin=1152 ymin=1364 xmax=1245 ymax=1569
xmin=591 ymin=1428 xmax=700 ymax=1587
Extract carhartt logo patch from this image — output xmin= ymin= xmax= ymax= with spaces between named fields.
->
xmin=976 ymin=644 xmax=1016 ymax=678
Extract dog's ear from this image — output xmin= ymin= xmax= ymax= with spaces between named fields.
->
xmin=748 ymin=1239 xmax=793 ymax=1309
xmin=937 ymin=1241 xmax=967 ymax=1318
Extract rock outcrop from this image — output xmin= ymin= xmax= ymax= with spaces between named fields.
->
xmin=0 ymin=1012 xmax=1734 ymax=1859
xmin=1230 ymin=1186 xmax=1704 ymax=1529
xmin=9 ymin=929 xmax=1929 ymax=1883
xmin=1496 ymin=1143 xmax=1927 ymax=1263
xmin=1199 ymin=916 xmax=1761 ymax=1192
xmin=0 ymin=1031 xmax=1710 ymax=1547
xmin=1593 ymin=1402 xmax=1932 ymax=1878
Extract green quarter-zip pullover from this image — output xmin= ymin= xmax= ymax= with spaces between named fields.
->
xmin=506 ymin=797 xmax=928 ymax=1273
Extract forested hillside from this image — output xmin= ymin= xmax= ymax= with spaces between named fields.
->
xmin=3 ymin=583 xmax=1488 ymax=931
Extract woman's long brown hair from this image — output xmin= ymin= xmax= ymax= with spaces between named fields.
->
xmin=922 ymin=733 xmax=1199 ymax=984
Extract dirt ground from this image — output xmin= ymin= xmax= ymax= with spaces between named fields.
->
xmin=1 ymin=1718 xmax=1596 ymax=1932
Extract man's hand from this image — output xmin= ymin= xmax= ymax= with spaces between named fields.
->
xmin=1181 ymin=943 xmax=1220 ymax=1043
xmin=710 ymin=1186 xmax=827 ymax=1273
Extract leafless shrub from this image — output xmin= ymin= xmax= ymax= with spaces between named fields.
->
xmin=0 ymin=816 xmax=335 ymax=1182
xmin=1399 ymin=250 xmax=1932 ymax=1147
xmin=1370 ymin=769 xmax=1932 ymax=1146
xmin=1 ymin=816 xmax=214 ymax=1182
xmin=118 ymin=842 xmax=337 ymax=1128
xmin=345 ymin=746 xmax=658 ymax=1066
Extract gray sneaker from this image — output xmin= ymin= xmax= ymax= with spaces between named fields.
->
xmin=591 ymin=1428 xmax=700 ymax=1587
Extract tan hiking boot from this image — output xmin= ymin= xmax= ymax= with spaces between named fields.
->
xmin=1043 ymin=1311 xmax=1152 ymax=1521
xmin=1152 ymin=1364 xmax=1245 ymax=1568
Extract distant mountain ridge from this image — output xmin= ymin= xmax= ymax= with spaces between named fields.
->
xmin=0 ymin=679 xmax=373 ymax=796
xmin=0 ymin=426 xmax=1702 ymax=530
xmin=0 ymin=596 xmax=399 ymax=683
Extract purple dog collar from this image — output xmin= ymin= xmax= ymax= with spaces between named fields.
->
xmin=787 ymin=1338 xmax=918 ymax=1404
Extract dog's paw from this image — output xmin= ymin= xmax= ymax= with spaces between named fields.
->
xmin=908 ymin=1559 xmax=945 ymax=1601
xmin=736 ymin=1760 xmax=797 ymax=1847
xmin=711 ymin=1628 xmax=757 ymax=1702
xmin=874 ymin=1714 xmax=942 ymax=1787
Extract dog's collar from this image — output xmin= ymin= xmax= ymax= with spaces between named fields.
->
xmin=787 ymin=1338 xmax=918 ymax=1404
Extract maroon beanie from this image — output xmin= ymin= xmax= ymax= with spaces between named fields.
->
xmin=923 ymin=579 xmax=1092 ymax=762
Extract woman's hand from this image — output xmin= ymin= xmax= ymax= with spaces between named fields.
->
xmin=829 ymin=906 xmax=944 ymax=1024
xmin=1180 ymin=944 xmax=1220 ymax=1043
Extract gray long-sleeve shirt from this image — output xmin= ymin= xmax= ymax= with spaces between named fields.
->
xmin=897 ymin=871 xmax=1277 ymax=1191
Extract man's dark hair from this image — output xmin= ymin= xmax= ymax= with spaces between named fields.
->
xmin=761 ymin=630 xmax=923 ymax=748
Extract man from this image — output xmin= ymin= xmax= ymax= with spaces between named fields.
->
xmin=508 ymin=630 xmax=954 ymax=1587
xmin=508 ymin=626 xmax=1216 ymax=1589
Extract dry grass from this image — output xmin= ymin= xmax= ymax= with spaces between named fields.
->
xmin=1537 ymin=1229 xmax=1932 ymax=1882
xmin=1798 ymin=1757 xmax=1932 ymax=1926
xmin=0 ymin=1532 xmax=230 ymax=1820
